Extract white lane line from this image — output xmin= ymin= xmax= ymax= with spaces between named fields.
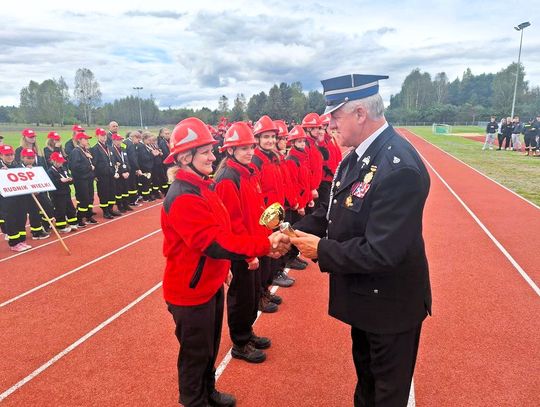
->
xmin=0 ymin=282 xmax=162 ymax=402
xmin=0 ymin=229 xmax=161 ymax=308
xmin=401 ymin=129 xmax=540 ymax=211
xmin=402 ymin=133 xmax=540 ymax=297
xmin=0 ymin=202 xmax=162 ymax=264
xmin=408 ymin=379 xmax=415 ymax=406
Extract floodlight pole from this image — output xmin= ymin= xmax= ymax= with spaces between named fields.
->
xmin=510 ymin=22 xmax=531 ymax=118
xmin=133 ymin=87 xmax=144 ymax=128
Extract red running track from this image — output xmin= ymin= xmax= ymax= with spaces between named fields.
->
xmin=0 ymin=131 xmax=538 ymax=406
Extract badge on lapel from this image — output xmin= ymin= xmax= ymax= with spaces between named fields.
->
xmin=348 ymin=165 xmax=377 ymax=202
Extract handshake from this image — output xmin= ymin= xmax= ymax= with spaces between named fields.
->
xmin=267 ymin=231 xmax=292 ymax=259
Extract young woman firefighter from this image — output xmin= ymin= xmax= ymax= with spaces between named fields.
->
xmin=213 ymin=121 xmax=272 ymax=364
xmin=161 ymin=117 xmax=289 ymax=407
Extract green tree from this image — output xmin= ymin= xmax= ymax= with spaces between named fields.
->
xmin=218 ymin=95 xmax=229 ymax=118
xmin=306 ymin=90 xmax=325 ymax=115
xmin=19 ymin=80 xmax=40 ymax=124
xmin=492 ymin=63 xmax=528 ymax=115
xmin=230 ymin=93 xmax=247 ymax=122
xmin=247 ymin=92 xmax=268 ymax=120
xmin=74 ymin=68 xmax=102 ymax=125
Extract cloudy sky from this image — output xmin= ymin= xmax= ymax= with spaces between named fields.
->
xmin=1 ymin=0 xmax=539 ymax=109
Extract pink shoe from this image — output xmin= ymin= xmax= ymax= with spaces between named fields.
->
xmin=10 ymin=243 xmax=28 ymax=252
xmin=20 ymin=242 xmax=32 ymax=250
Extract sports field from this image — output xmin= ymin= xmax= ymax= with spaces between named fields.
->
xmin=1 ymin=128 xmax=538 ymax=406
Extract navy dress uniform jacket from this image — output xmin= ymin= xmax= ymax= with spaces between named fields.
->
xmin=294 ymin=125 xmax=432 ymax=335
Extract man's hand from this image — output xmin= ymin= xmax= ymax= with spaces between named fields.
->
xmin=225 ymin=270 xmax=233 ymax=286
xmin=290 ymin=230 xmax=320 ymax=260
xmin=247 ymin=258 xmax=259 ymax=270
xmin=268 ymin=231 xmax=291 ymax=258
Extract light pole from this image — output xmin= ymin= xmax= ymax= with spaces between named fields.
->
xmin=133 ymin=86 xmax=144 ymax=128
xmin=510 ymin=21 xmax=531 ymax=118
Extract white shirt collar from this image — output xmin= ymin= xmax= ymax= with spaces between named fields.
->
xmin=354 ymin=121 xmax=389 ymax=161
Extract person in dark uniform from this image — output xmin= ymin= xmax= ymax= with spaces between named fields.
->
xmin=111 ymin=133 xmax=133 ymax=212
xmin=69 ymin=132 xmax=98 ymax=227
xmin=91 ymin=128 xmax=121 ymax=219
xmin=214 ymin=122 xmax=272 ymax=364
xmin=106 ymin=121 xmax=119 ymax=147
xmin=533 ymin=114 xmax=540 ymax=156
xmin=290 ymin=74 xmax=432 ymax=407
xmin=124 ymin=131 xmax=143 ymax=205
xmin=65 ymin=124 xmax=85 ymax=158
xmin=137 ymin=132 xmax=158 ymax=202
xmin=47 ymin=152 xmax=78 ymax=232
xmin=157 ymin=127 xmax=171 ymax=195
xmin=482 ymin=116 xmax=498 ymax=150
xmin=44 ymin=132 xmax=66 ymax=168
xmin=522 ymin=118 xmax=537 ymax=156
xmin=161 ymin=117 xmax=289 ymax=407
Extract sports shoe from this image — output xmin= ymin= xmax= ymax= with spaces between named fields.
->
xmin=57 ymin=227 xmax=71 ymax=234
xmin=286 ymin=257 xmax=307 ymax=270
xmin=77 ymin=220 xmax=87 ymax=228
xmin=208 ymin=389 xmax=236 ymax=407
xmin=109 ymin=209 xmax=122 ymax=217
xmin=259 ymin=295 xmax=278 ymax=313
xmin=21 ymin=242 xmax=32 ymax=249
xmin=250 ymin=334 xmax=271 ymax=349
xmin=86 ymin=217 xmax=98 ymax=224
xmin=268 ymin=292 xmax=282 ymax=305
xmin=32 ymin=231 xmax=50 ymax=240
xmin=231 ymin=343 xmax=266 ymax=363
xmin=69 ymin=225 xmax=78 ymax=231
xmin=10 ymin=243 xmax=29 ymax=252
xmin=272 ymin=271 xmax=294 ymax=288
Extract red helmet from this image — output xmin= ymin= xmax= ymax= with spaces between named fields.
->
xmin=274 ymin=120 xmax=289 ymax=138
xmin=221 ymin=122 xmax=256 ymax=150
xmin=302 ymin=113 xmax=321 ymax=128
xmin=320 ymin=113 xmax=331 ymax=126
xmin=163 ymin=117 xmax=217 ymax=164
xmin=287 ymin=125 xmax=307 ymax=142
xmin=253 ymin=115 xmax=278 ymax=136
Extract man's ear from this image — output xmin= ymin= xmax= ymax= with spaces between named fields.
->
xmin=355 ymin=106 xmax=368 ymax=124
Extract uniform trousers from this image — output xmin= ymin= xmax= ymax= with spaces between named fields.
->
xmin=51 ymin=193 xmax=78 ymax=228
xmin=138 ymin=174 xmax=152 ymax=199
xmin=259 ymin=256 xmax=273 ymax=290
xmin=167 ymin=287 xmax=224 ymax=407
xmin=352 ymin=323 xmax=422 ymax=407
xmin=96 ymin=175 xmax=115 ymax=209
xmin=23 ymin=195 xmax=45 ymax=235
xmin=127 ymin=172 xmax=139 ymax=203
xmin=74 ymin=178 xmax=94 ymax=220
xmin=114 ymin=176 xmax=129 ymax=208
xmin=227 ymin=260 xmax=261 ymax=346
xmin=1 ymin=196 xmax=26 ymax=246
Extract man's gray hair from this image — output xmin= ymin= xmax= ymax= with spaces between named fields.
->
xmin=342 ymin=93 xmax=385 ymax=119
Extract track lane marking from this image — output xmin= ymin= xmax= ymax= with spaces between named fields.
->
xmin=401 ymin=132 xmax=540 ymax=297
xmin=0 ymin=229 xmax=161 ymax=308
xmin=0 ymin=282 xmax=162 ymax=402
xmin=399 ymin=129 xmax=540 ymax=211
xmin=0 ymin=202 xmax=162 ymax=263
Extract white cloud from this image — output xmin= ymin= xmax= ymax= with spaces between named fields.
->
xmin=0 ymin=0 xmax=538 ymax=110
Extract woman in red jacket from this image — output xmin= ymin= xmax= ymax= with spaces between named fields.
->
xmin=161 ymin=117 xmax=288 ymax=407
xmin=251 ymin=115 xmax=294 ymax=294
xmin=301 ymin=113 xmax=324 ymax=208
xmin=214 ymin=122 xmax=272 ymax=364
xmin=316 ymin=113 xmax=343 ymax=209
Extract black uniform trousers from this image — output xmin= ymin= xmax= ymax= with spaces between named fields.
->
xmin=51 ymin=193 xmax=78 ymax=228
xmin=1 ymin=196 xmax=26 ymax=246
xmin=167 ymin=287 xmax=224 ymax=407
xmin=114 ymin=176 xmax=129 ymax=208
xmin=316 ymin=180 xmax=332 ymax=210
xmin=138 ymin=174 xmax=152 ymax=200
xmin=227 ymin=260 xmax=261 ymax=347
xmin=352 ymin=323 xmax=422 ymax=407
xmin=22 ymin=195 xmax=45 ymax=235
xmin=96 ymin=175 xmax=115 ymax=210
xmin=74 ymin=178 xmax=94 ymax=220
xmin=127 ymin=173 xmax=139 ymax=204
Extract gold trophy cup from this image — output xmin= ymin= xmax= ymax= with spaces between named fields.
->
xmin=259 ymin=202 xmax=297 ymax=237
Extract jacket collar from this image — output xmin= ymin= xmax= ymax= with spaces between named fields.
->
xmin=175 ymin=168 xmax=213 ymax=189
xmin=336 ymin=126 xmax=395 ymax=196
xmin=226 ymin=158 xmax=254 ymax=177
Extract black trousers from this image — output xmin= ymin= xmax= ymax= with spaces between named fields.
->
xmin=127 ymin=172 xmax=139 ymax=203
xmin=352 ymin=324 xmax=422 ymax=407
xmin=1 ymin=196 xmax=26 ymax=246
xmin=138 ymin=174 xmax=152 ymax=199
xmin=74 ymin=177 xmax=94 ymax=220
xmin=167 ymin=287 xmax=224 ymax=407
xmin=51 ymin=193 xmax=78 ymax=227
xmin=114 ymin=175 xmax=129 ymax=208
xmin=96 ymin=175 xmax=115 ymax=210
xmin=22 ymin=195 xmax=44 ymax=235
xmin=227 ymin=260 xmax=261 ymax=346
xmin=259 ymin=256 xmax=273 ymax=290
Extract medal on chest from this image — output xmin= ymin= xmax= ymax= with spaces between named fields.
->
xmin=346 ymin=165 xmax=377 ymax=205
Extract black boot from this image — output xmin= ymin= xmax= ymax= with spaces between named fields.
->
xmin=123 ymin=200 xmax=134 ymax=211
xmin=109 ymin=206 xmax=122 ymax=216
xmin=208 ymin=389 xmax=236 ymax=407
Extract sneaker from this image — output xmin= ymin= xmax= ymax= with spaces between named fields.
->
xmin=268 ymin=293 xmax=282 ymax=305
xmin=273 ymin=271 xmax=294 ymax=288
xmin=297 ymin=257 xmax=308 ymax=266
xmin=10 ymin=242 xmax=29 ymax=252
xmin=77 ymin=220 xmax=87 ymax=228
xmin=208 ymin=389 xmax=236 ymax=407
xmin=86 ymin=217 xmax=98 ymax=224
xmin=286 ymin=257 xmax=307 ymax=270
xmin=32 ymin=231 xmax=50 ymax=240
xmin=69 ymin=225 xmax=78 ymax=231
xmin=259 ymin=296 xmax=278 ymax=313
xmin=57 ymin=227 xmax=71 ymax=234
xmin=250 ymin=334 xmax=271 ymax=350
xmin=21 ymin=242 xmax=32 ymax=249
xmin=109 ymin=209 xmax=122 ymax=217
xmin=4 ymin=234 xmax=8 ymax=241
xmin=231 ymin=343 xmax=266 ymax=363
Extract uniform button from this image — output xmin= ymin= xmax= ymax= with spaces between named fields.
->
xmin=333 ymin=199 xmax=337 ymax=204
xmin=373 ymin=289 xmax=379 ymax=294
xmin=336 ymin=181 xmax=341 ymax=187
xmin=329 ymin=220 xmax=333 ymax=224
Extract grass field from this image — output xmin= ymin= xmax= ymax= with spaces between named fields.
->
xmin=406 ymin=126 xmax=540 ymax=206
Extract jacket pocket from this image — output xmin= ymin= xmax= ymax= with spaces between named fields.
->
xmin=189 ymin=256 xmax=207 ymax=289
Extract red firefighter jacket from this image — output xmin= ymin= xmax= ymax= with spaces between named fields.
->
xmin=286 ymin=147 xmax=312 ymax=210
xmin=306 ymin=137 xmax=323 ymax=191
xmin=252 ymin=148 xmax=285 ymax=206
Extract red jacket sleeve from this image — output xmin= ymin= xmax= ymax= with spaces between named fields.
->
xmin=169 ymin=194 xmax=270 ymax=259
xmin=309 ymin=143 xmax=323 ymax=190
xmin=285 ymin=159 xmax=302 ymax=209
xmin=214 ymin=179 xmax=250 ymax=236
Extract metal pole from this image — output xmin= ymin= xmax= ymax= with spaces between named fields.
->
xmin=510 ymin=29 xmax=524 ymax=118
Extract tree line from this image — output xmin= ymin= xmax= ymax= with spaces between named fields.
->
xmin=0 ymin=68 xmax=326 ymax=127
xmin=386 ymin=63 xmax=540 ymax=123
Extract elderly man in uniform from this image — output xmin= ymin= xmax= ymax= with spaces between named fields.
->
xmin=106 ymin=121 xmax=119 ymax=147
xmin=291 ymin=74 xmax=432 ymax=407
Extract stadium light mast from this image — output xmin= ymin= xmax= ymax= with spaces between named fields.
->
xmin=133 ymin=86 xmax=144 ymax=128
xmin=510 ymin=21 xmax=531 ymax=118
